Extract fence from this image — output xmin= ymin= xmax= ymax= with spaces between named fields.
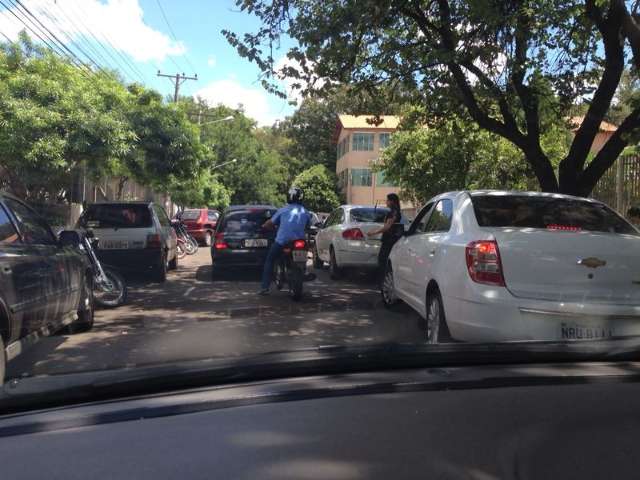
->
xmin=592 ymin=155 xmax=640 ymax=216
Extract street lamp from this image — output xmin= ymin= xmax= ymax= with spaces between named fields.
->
xmin=211 ymin=158 xmax=237 ymax=171
xmin=200 ymin=115 xmax=234 ymax=126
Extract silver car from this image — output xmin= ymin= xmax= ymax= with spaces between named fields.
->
xmin=314 ymin=205 xmax=393 ymax=279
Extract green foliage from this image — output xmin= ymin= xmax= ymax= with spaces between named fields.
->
xmin=380 ymin=115 xmax=570 ymax=204
xmin=293 ymin=165 xmax=340 ymax=212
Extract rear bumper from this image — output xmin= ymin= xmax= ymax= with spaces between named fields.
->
xmin=336 ymin=241 xmax=380 ymax=268
xmin=211 ymin=247 xmax=269 ymax=268
xmin=444 ymin=285 xmax=640 ymax=343
xmin=96 ymin=248 xmax=161 ymax=271
xmin=186 ymin=227 xmax=213 ymax=241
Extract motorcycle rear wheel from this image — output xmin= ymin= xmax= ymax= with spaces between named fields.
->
xmin=289 ymin=267 xmax=304 ymax=301
xmin=94 ymin=267 xmax=127 ymax=308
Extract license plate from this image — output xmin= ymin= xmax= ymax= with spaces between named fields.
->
xmin=244 ymin=239 xmax=268 ymax=248
xmin=560 ymin=322 xmax=614 ymax=340
xmin=292 ymin=250 xmax=307 ymax=262
xmin=102 ymin=240 xmax=129 ymax=250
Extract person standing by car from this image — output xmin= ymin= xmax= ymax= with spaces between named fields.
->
xmin=259 ymin=187 xmax=311 ymax=295
xmin=367 ymin=193 xmax=403 ymax=278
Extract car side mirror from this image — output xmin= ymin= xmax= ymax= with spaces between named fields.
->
xmin=59 ymin=230 xmax=81 ymax=248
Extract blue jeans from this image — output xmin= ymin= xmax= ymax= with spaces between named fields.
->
xmin=261 ymin=242 xmax=284 ymax=290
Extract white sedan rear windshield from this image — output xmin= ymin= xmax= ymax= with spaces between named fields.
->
xmin=350 ymin=208 xmax=390 ymax=223
xmin=471 ymin=195 xmax=637 ymax=235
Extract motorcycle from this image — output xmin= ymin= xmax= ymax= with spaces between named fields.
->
xmin=172 ymin=219 xmax=198 ymax=255
xmin=81 ymin=230 xmax=127 ymax=308
xmin=273 ymin=232 xmax=317 ymax=301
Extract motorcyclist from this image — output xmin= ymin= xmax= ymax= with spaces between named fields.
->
xmin=259 ymin=186 xmax=311 ymax=295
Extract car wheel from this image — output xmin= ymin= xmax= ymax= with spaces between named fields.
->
xmin=313 ymin=246 xmax=324 ymax=269
xmin=204 ymin=231 xmax=213 ymax=247
xmin=168 ymin=250 xmax=178 ymax=270
xmin=381 ymin=263 xmax=400 ymax=308
xmin=155 ymin=252 xmax=168 ymax=282
xmin=426 ymin=288 xmax=451 ymax=344
xmin=0 ymin=335 xmax=5 ymax=385
xmin=67 ymin=274 xmax=95 ymax=334
xmin=329 ymin=247 xmax=343 ymax=280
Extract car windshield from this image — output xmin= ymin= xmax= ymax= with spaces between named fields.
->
xmin=78 ymin=204 xmax=153 ymax=229
xmin=472 ymin=194 xmax=638 ymax=235
xmin=181 ymin=209 xmax=201 ymax=220
xmin=5 ymin=0 xmax=640 ymax=416
xmin=350 ymin=208 xmax=390 ymax=223
xmin=220 ymin=209 xmax=275 ymax=234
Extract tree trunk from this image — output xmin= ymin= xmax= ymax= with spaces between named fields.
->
xmin=523 ymin=143 xmax=559 ymax=193
xmin=116 ymin=176 xmax=129 ymax=200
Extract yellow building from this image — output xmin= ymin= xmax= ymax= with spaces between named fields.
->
xmin=335 ymin=114 xmax=415 ymax=215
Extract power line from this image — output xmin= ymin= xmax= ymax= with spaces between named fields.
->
xmin=156 ymin=0 xmax=196 ymax=74
xmin=19 ymin=0 xmax=103 ymax=72
xmin=39 ymin=0 xmax=118 ymax=74
xmin=0 ymin=0 xmax=89 ymax=75
xmin=0 ymin=29 xmax=12 ymax=43
xmin=68 ymin=0 xmax=148 ymax=83
xmin=11 ymin=0 xmax=96 ymax=71
xmin=157 ymin=71 xmax=197 ymax=102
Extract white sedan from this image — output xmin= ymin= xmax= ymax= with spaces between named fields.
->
xmin=383 ymin=191 xmax=640 ymax=344
xmin=314 ymin=205 xmax=391 ymax=278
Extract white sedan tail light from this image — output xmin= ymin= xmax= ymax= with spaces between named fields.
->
xmin=465 ymin=240 xmax=506 ymax=287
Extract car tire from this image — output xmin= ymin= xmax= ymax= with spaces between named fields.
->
xmin=381 ymin=263 xmax=400 ymax=309
xmin=204 ymin=231 xmax=213 ymax=247
xmin=155 ymin=252 xmax=168 ymax=283
xmin=67 ymin=274 xmax=95 ymax=334
xmin=426 ymin=288 xmax=451 ymax=344
xmin=329 ymin=247 xmax=343 ymax=280
xmin=313 ymin=246 xmax=324 ymax=269
xmin=0 ymin=335 xmax=5 ymax=386
xmin=168 ymin=250 xmax=178 ymax=270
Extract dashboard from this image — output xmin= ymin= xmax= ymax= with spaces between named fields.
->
xmin=1 ymin=361 xmax=639 ymax=479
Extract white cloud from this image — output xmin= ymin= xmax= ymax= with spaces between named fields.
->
xmin=0 ymin=0 xmax=185 ymax=62
xmin=207 ymin=55 xmax=216 ymax=68
xmin=195 ymin=79 xmax=281 ymax=127
xmin=274 ymin=55 xmax=328 ymax=105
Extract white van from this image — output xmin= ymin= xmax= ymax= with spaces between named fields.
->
xmin=78 ymin=202 xmax=178 ymax=282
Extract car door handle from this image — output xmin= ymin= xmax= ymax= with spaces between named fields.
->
xmin=1 ymin=266 xmax=11 ymax=274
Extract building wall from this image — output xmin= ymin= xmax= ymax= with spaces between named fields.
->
xmin=590 ymin=132 xmax=614 ymax=155
xmin=336 ymin=127 xmax=413 ymax=210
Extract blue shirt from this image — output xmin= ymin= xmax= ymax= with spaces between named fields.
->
xmin=272 ymin=203 xmax=310 ymax=245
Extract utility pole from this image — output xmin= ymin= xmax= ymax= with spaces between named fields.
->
xmin=157 ymin=71 xmax=198 ymax=102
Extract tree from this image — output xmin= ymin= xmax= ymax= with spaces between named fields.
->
xmin=225 ymin=0 xmax=640 ymax=196
xmin=380 ymin=114 xmax=569 ymax=204
xmin=293 ymin=165 xmax=340 ymax=212
xmin=0 ymin=34 xmax=134 ymax=201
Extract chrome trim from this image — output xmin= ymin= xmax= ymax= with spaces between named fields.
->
xmin=519 ymin=307 xmax=640 ymax=321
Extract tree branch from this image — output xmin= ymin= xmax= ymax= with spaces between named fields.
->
xmin=580 ymin=105 xmax=640 ymax=195
xmin=563 ymin=0 xmax=625 ymax=177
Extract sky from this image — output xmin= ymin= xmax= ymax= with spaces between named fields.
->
xmin=0 ymin=0 xmax=297 ymax=125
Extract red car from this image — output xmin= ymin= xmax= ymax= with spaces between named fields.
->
xmin=180 ymin=208 xmax=220 ymax=246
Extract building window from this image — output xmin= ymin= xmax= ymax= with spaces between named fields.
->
xmin=336 ymin=136 xmax=350 ymax=159
xmin=379 ymin=133 xmax=390 ymax=149
xmin=351 ymin=168 xmax=372 ymax=186
xmin=352 ymin=133 xmax=374 ymax=151
xmin=376 ymin=170 xmax=395 ymax=187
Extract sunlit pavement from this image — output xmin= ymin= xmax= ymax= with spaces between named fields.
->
xmin=6 ymin=249 xmax=425 ymax=379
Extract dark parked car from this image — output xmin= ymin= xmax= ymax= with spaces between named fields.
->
xmin=211 ymin=205 xmax=277 ymax=276
xmin=180 ymin=208 xmax=220 ymax=246
xmin=0 ymin=194 xmax=93 ymax=382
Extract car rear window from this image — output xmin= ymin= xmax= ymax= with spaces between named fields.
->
xmin=350 ymin=208 xmax=390 ymax=223
xmin=79 ymin=204 xmax=153 ymax=229
xmin=181 ymin=209 xmax=201 ymax=220
xmin=220 ymin=209 xmax=275 ymax=234
xmin=471 ymin=195 xmax=637 ymax=235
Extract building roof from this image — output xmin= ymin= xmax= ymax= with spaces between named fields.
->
xmin=569 ymin=116 xmax=617 ymax=132
xmin=337 ymin=114 xmax=401 ymax=130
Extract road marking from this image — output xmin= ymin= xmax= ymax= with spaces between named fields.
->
xmin=183 ymin=286 xmax=196 ymax=297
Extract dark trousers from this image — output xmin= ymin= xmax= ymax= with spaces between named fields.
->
xmin=378 ymin=240 xmax=395 ymax=280
xmin=261 ymin=242 xmax=284 ymax=290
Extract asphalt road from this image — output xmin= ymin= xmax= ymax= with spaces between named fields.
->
xmin=6 ymin=248 xmax=425 ymax=379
